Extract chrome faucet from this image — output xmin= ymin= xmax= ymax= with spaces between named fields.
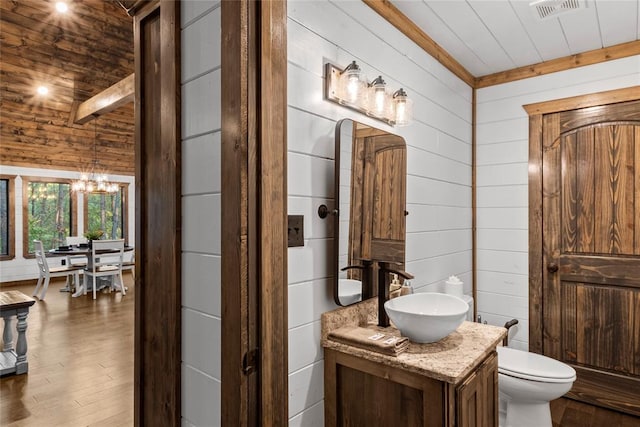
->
xmin=377 ymin=261 xmax=414 ymax=327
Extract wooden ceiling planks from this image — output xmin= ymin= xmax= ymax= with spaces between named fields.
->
xmin=0 ymin=0 xmax=135 ymax=175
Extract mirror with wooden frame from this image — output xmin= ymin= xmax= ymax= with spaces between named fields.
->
xmin=333 ymin=119 xmax=407 ymax=306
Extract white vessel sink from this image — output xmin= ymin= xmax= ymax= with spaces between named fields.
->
xmin=384 ymin=292 xmax=469 ymax=343
xmin=338 ymin=279 xmax=362 ymax=305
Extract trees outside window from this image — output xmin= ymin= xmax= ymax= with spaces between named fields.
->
xmin=85 ymin=188 xmax=125 ymax=240
xmin=25 ymin=181 xmax=73 ymax=253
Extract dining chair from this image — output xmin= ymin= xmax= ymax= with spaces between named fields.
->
xmin=83 ymin=239 xmax=125 ymax=300
xmin=32 ymin=240 xmax=83 ymax=300
xmin=64 ymin=236 xmax=88 ymax=288
xmin=65 ymin=236 xmax=88 ymax=246
xmin=121 ymin=248 xmax=135 ymax=281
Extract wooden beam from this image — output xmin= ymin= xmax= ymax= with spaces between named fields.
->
xmin=74 ymin=73 xmax=135 ymax=124
xmin=362 ymin=0 xmax=475 ymax=87
xmin=476 ymin=40 xmax=640 ymax=89
xmin=117 ymin=1 xmax=148 ymax=16
xmin=67 ymin=101 xmax=80 ymax=127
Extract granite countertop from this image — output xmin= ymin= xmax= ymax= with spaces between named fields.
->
xmin=321 ymin=298 xmax=507 ymax=385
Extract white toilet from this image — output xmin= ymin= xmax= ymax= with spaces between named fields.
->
xmin=497 ymin=346 xmax=576 ymax=427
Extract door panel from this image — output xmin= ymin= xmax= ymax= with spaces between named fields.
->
xmin=543 ymin=99 xmax=640 ymax=415
xmin=352 ymin=131 xmax=407 ymax=265
xmin=561 ymin=282 xmax=638 ymax=374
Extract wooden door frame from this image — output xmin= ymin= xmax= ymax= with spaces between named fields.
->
xmin=524 ymin=85 xmax=640 ymax=353
xmin=221 ymin=0 xmax=288 ymax=425
xmin=131 ymin=0 xmax=181 ymax=424
xmin=130 ymin=0 xmax=287 ymax=422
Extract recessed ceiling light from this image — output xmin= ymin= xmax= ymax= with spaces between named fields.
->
xmin=37 ymin=86 xmax=49 ymax=96
xmin=55 ymin=1 xmax=68 ymax=13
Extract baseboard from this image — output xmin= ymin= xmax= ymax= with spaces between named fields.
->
xmin=1 ymin=271 xmax=134 ymax=290
xmin=0 ymin=278 xmax=39 ymax=289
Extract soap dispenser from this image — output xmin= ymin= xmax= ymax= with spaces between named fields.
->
xmin=399 ymin=280 xmax=413 ymax=296
xmin=389 ymin=274 xmax=402 ymax=299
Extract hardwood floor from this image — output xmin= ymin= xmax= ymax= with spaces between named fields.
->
xmin=3 ymin=276 xmax=639 ymax=426
xmin=551 ymin=397 xmax=640 ymax=427
xmin=0 ymin=276 xmax=134 ymax=426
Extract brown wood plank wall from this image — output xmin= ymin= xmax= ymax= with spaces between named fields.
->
xmin=0 ymin=0 xmax=135 ymax=175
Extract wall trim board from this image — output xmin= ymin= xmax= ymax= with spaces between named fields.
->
xmin=362 ymin=0 xmax=475 ymax=87
xmin=0 ymin=279 xmax=38 ymax=288
xmin=471 ymin=89 xmax=477 ymax=320
xmin=476 ymin=41 xmax=640 ymax=89
xmin=527 ymin=113 xmax=544 ymax=354
xmin=526 ymin=87 xmax=640 ymax=354
xmin=523 ymin=86 xmax=640 ymax=115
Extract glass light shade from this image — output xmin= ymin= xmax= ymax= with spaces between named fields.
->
xmin=338 ymin=61 xmax=365 ymax=106
xmin=368 ymin=76 xmax=392 ymax=119
xmin=340 ymin=75 xmax=366 ymax=105
xmin=393 ymin=88 xmax=413 ymax=126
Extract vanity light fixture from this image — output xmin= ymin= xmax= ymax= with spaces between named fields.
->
xmin=324 ymin=61 xmax=412 ymax=127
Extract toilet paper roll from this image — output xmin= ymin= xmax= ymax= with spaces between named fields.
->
xmin=445 ymin=281 xmax=464 ymax=298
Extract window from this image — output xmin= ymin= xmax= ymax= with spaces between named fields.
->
xmin=0 ymin=175 xmax=15 ymax=260
xmin=84 ymin=186 xmax=127 ymax=241
xmin=23 ymin=178 xmax=75 ymax=255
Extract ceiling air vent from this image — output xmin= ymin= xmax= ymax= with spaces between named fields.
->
xmin=530 ymin=0 xmax=586 ymax=20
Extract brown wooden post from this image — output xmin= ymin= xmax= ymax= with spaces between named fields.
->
xmin=132 ymin=0 xmax=181 ymax=425
xmin=222 ymin=0 xmax=288 ymax=424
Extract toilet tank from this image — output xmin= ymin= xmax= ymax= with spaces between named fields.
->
xmin=462 ymin=295 xmax=474 ymax=322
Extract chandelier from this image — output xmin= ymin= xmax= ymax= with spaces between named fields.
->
xmin=72 ymin=120 xmax=119 ymax=194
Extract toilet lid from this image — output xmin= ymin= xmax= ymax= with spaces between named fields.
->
xmin=497 ymin=346 xmax=576 ymax=383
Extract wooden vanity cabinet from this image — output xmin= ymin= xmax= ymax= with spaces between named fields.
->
xmin=456 ymin=351 xmax=498 ymax=427
xmin=324 ymin=349 xmax=498 ymax=427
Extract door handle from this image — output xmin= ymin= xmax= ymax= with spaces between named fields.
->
xmin=547 ymin=263 xmax=559 ymax=273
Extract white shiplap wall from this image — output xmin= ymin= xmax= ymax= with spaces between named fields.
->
xmin=0 ymin=165 xmax=135 ymax=283
xmin=287 ymin=0 xmax=472 ymax=424
xmin=181 ymin=1 xmax=222 ymax=426
xmin=475 ymin=55 xmax=640 ymax=351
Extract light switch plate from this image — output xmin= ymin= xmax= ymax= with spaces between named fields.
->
xmin=288 ymin=215 xmax=304 ymax=247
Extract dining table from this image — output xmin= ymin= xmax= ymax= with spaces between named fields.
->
xmin=48 ymin=244 xmax=134 ymax=297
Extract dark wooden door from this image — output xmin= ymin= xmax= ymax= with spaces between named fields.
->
xmin=542 ymin=99 xmax=640 ymax=415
